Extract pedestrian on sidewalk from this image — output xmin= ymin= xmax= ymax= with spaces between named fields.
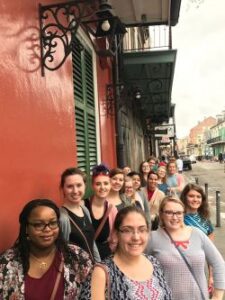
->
xmin=176 ymin=156 xmax=183 ymax=174
xmin=218 ymin=153 xmax=223 ymax=164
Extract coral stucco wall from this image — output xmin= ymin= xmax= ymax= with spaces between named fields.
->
xmin=97 ymin=58 xmax=117 ymax=169
xmin=0 ymin=0 xmax=77 ymax=252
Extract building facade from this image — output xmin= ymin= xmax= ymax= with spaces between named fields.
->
xmin=0 ymin=0 xmax=181 ymax=251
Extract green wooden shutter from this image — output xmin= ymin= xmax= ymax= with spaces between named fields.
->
xmin=72 ymin=37 xmax=97 ymax=175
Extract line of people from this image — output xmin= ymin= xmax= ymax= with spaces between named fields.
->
xmin=0 ymin=157 xmax=225 ymax=299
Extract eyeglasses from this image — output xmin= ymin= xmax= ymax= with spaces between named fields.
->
xmin=28 ymin=220 xmax=59 ymax=231
xmin=118 ymin=226 xmax=149 ymax=236
xmin=163 ymin=210 xmax=184 ymax=217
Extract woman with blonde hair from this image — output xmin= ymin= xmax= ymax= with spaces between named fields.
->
xmin=146 ymin=196 xmax=225 ymax=300
xmin=107 ymin=168 xmax=129 ymax=211
xmin=84 ymin=164 xmax=118 ymax=260
xmin=166 ymin=161 xmax=184 ymax=196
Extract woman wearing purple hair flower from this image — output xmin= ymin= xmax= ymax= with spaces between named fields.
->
xmin=85 ymin=164 xmax=118 ymax=260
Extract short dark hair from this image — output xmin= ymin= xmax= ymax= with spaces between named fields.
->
xmin=147 ymin=170 xmax=158 ymax=180
xmin=126 ymin=171 xmax=141 ymax=178
xmin=60 ymin=167 xmax=86 ymax=188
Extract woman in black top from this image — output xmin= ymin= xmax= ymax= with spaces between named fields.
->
xmin=59 ymin=167 xmax=100 ymax=261
xmin=85 ymin=164 xmax=118 ymax=260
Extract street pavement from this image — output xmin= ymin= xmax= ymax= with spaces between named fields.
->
xmin=183 ymin=161 xmax=225 ymax=258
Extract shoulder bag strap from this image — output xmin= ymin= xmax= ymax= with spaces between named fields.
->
xmin=68 ymin=215 xmax=95 ymax=262
xmin=95 ymin=263 xmax=110 ymax=299
xmin=50 ymin=256 xmax=64 ymax=300
xmin=94 ymin=204 xmax=113 ymax=241
xmin=61 ymin=206 xmax=94 ymax=261
xmin=164 ymin=229 xmax=205 ymax=300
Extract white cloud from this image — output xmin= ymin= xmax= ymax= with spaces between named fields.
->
xmin=172 ymin=0 xmax=225 ymax=138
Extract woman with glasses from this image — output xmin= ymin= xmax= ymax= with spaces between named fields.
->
xmin=81 ymin=206 xmax=172 ymax=299
xmin=146 ymin=197 xmax=225 ymax=300
xmin=85 ymin=164 xmax=118 ymax=260
xmin=59 ymin=167 xmax=100 ymax=262
xmin=0 ymin=199 xmax=92 ymax=299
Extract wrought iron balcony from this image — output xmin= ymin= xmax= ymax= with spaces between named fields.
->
xmin=123 ymin=25 xmax=172 ymax=53
xmin=207 ymin=136 xmax=222 ymax=144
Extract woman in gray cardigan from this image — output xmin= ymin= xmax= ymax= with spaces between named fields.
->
xmin=146 ymin=196 xmax=225 ymax=300
xmin=59 ymin=167 xmax=100 ymax=262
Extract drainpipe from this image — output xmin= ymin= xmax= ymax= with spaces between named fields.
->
xmin=113 ymin=36 xmax=125 ymax=168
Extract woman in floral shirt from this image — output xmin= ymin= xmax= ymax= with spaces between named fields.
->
xmin=0 ymin=199 xmax=92 ymax=299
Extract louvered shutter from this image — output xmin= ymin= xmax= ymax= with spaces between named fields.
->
xmin=72 ymin=37 xmax=97 ymax=175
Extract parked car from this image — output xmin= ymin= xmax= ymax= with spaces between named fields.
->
xmin=181 ymin=156 xmax=192 ymax=170
xmin=189 ymin=155 xmax=197 ymax=164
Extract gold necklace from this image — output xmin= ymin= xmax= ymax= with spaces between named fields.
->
xmin=30 ymin=248 xmax=56 ymax=269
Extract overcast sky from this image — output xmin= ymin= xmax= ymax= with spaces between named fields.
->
xmin=172 ymin=0 xmax=225 ymax=138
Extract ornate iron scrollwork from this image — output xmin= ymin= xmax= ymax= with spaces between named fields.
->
xmin=39 ymin=0 xmax=92 ymax=75
xmin=101 ymin=84 xmax=115 ymax=117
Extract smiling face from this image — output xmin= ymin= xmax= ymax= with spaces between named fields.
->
xmin=160 ymin=201 xmax=184 ymax=231
xmin=124 ymin=180 xmax=135 ymax=198
xmin=26 ymin=206 xmax=59 ymax=250
xmin=116 ymin=212 xmax=149 ymax=257
xmin=62 ymin=174 xmax=85 ymax=205
xmin=132 ymin=175 xmax=141 ymax=190
xmin=110 ymin=173 xmax=124 ymax=192
xmin=186 ymin=189 xmax=202 ymax=213
xmin=157 ymin=167 xmax=166 ymax=179
xmin=147 ymin=173 xmax=158 ymax=191
xmin=141 ymin=162 xmax=150 ymax=174
xmin=168 ymin=162 xmax=177 ymax=175
xmin=148 ymin=159 xmax=156 ymax=170
xmin=92 ymin=175 xmax=111 ymax=200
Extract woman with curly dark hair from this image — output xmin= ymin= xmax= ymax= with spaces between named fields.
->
xmin=0 ymin=199 xmax=92 ymax=299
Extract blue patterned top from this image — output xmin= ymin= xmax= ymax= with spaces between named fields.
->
xmin=184 ymin=213 xmax=214 ymax=236
xmin=80 ymin=255 xmax=172 ymax=299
